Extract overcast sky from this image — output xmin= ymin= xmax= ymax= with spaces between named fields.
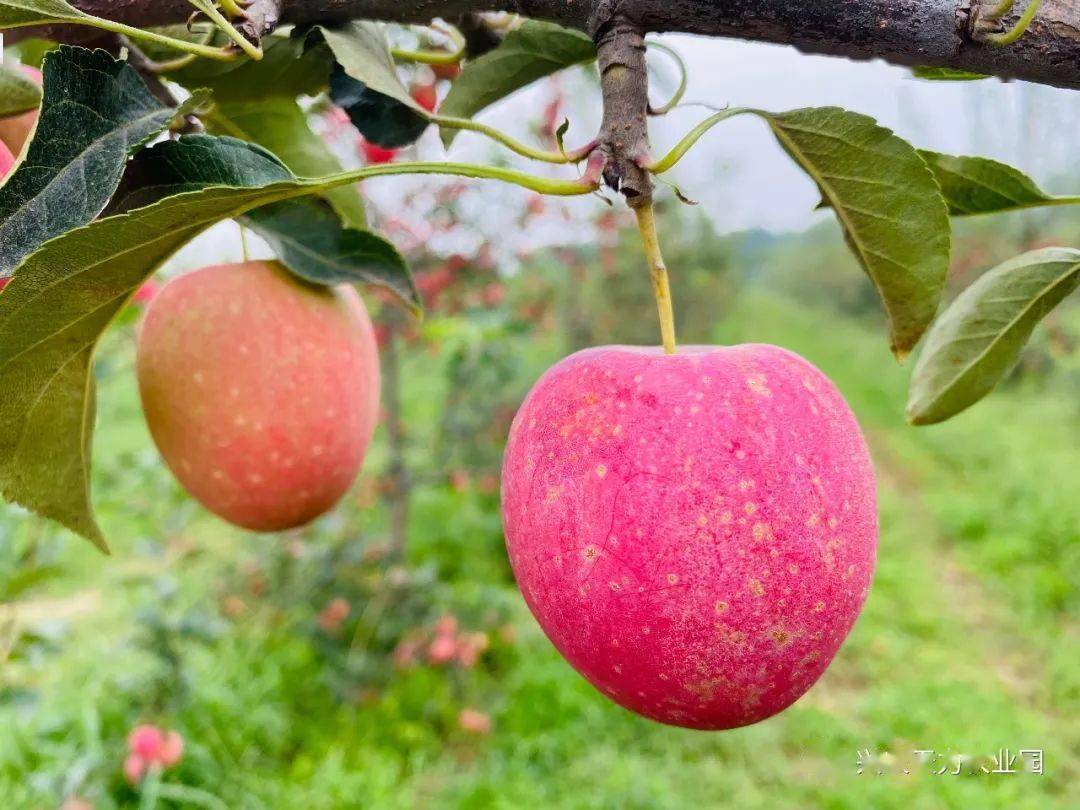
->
xmin=435 ymin=33 xmax=1077 ymax=235
xmin=175 ymin=32 xmax=1078 ymax=273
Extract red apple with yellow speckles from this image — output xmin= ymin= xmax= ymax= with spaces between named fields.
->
xmin=501 ymin=344 xmax=877 ymax=729
xmin=137 ymin=261 xmax=380 ymax=531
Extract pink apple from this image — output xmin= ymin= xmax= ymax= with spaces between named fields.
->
xmin=127 ymin=724 xmax=164 ymax=760
xmin=0 ymin=139 xmax=14 ymax=180
xmin=457 ymin=708 xmax=492 ymax=735
xmin=158 ymin=730 xmax=184 ymax=767
xmin=427 ymin=633 xmax=457 ymax=665
xmin=501 ymin=344 xmax=877 ymax=730
xmin=317 ymin=597 xmax=350 ymax=631
xmin=410 ymin=83 xmax=438 ymax=113
xmin=137 ymin=261 xmax=381 ymax=531
xmin=132 ymin=279 xmax=159 ymax=306
xmin=0 ymin=65 xmax=41 ymax=158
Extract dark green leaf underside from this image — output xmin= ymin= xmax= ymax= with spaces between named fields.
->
xmin=115 ymin=136 xmax=415 ymax=306
xmin=314 ymin=21 xmax=431 ymax=149
xmin=0 ymin=46 xmax=197 ymax=277
xmin=246 ymin=198 xmax=417 ymax=309
xmin=208 ymin=95 xmax=367 ymax=229
xmin=315 ymin=21 xmax=422 ymax=112
xmin=329 ymin=66 xmax=429 ymax=149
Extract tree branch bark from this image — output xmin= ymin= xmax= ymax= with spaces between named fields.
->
xmin=594 ymin=8 xmax=652 ymax=206
xmin=58 ymin=0 xmax=1080 ymax=90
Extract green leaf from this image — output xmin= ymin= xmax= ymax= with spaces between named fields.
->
xmin=170 ymin=32 xmax=333 ymax=103
xmin=439 ymin=21 xmax=595 ymax=148
xmin=315 ymin=21 xmax=422 ymax=111
xmin=906 ymin=247 xmax=1080 ymax=425
xmin=312 ymin=20 xmax=430 ymax=148
xmin=0 ymin=46 xmax=199 ymax=278
xmin=0 ymin=61 xmax=40 ymax=116
xmin=207 ymin=96 xmax=367 ymax=228
xmin=106 ymin=135 xmax=293 ymax=212
xmin=0 ymin=0 xmax=91 ymax=28
xmin=918 ymin=151 xmax=1080 ymax=216
xmin=759 ymin=107 xmax=951 ymax=358
xmin=1 ymin=562 xmax=63 ymax=600
xmin=328 ymin=66 xmax=429 ymax=149
xmin=911 ymin=66 xmax=990 ymax=81
xmin=245 ymin=198 xmax=417 ymax=311
xmin=114 ymin=135 xmax=416 ymax=308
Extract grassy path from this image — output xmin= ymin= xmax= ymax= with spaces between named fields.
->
xmin=0 ymin=295 xmax=1074 ymax=809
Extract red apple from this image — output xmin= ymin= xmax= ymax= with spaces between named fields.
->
xmin=157 ymin=731 xmax=184 ymax=767
xmin=0 ymin=65 xmax=41 ymax=158
xmin=457 ymin=708 xmax=492 ymax=735
xmin=359 ymin=138 xmax=398 ymax=165
xmin=137 ymin=260 xmax=380 ymax=531
xmin=127 ymin=725 xmax=164 ymax=760
xmin=122 ymin=753 xmax=146 ymax=785
xmin=432 ymin=61 xmax=461 ymax=81
xmin=410 ymin=83 xmax=438 ymax=113
xmin=501 ymin=344 xmax=877 ymax=729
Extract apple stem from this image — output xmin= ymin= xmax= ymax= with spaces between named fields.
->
xmin=238 ymin=222 xmax=250 ymax=262
xmin=983 ymin=0 xmax=1044 ymax=46
xmin=634 ymin=202 xmax=677 ymax=355
xmin=186 ymin=0 xmax=264 ymax=61
xmin=391 ymin=21 xmax=467 ymax=65
xmin=433 ymin=114 xmax=595 ymax=165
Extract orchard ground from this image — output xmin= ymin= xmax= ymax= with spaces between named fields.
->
xmin=0 ymin=213 xmax=1077 ymax=808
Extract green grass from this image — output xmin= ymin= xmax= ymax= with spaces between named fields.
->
xmin=0 ymin=294 xmax=1076 ymax=808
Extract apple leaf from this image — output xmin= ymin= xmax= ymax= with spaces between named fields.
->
xmin=911 ymin=66 xmax=989 ymax=81
xmin=918 ymin=151 xmax=1080 ymax=216
xmin=328 ymin=66 xmax=429 ymax=149
xmin=315 ymin=21 xmax=430 ymax=149
xmin=0 ymin=0 xmax=92 ymax=28
xmin=0 ymin=46 xmax=202 ymax=278
xmin=106 ymin=135 xmax=294 ymax=212
xmin=907 ymin=248 xmax=1080 ymax=425
xmin=440 ymin=21 xmax=595 ymax=148
xmin=0 ymin=61 xmax=40 ymax=115
xmin=245 ymin=198 xmax=417 ymax=312
xmin=113 ymin=135 xmax=416 ymax=308
xmin=316 ymin=21 xmax=419 ymax=109
xmin=208 ymin=96 xmax=367 ymax=228
xmin=758 ymin=107 xmax=951 ymax=359
xmin=170 ymin=32 xmax=332 ymax=103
